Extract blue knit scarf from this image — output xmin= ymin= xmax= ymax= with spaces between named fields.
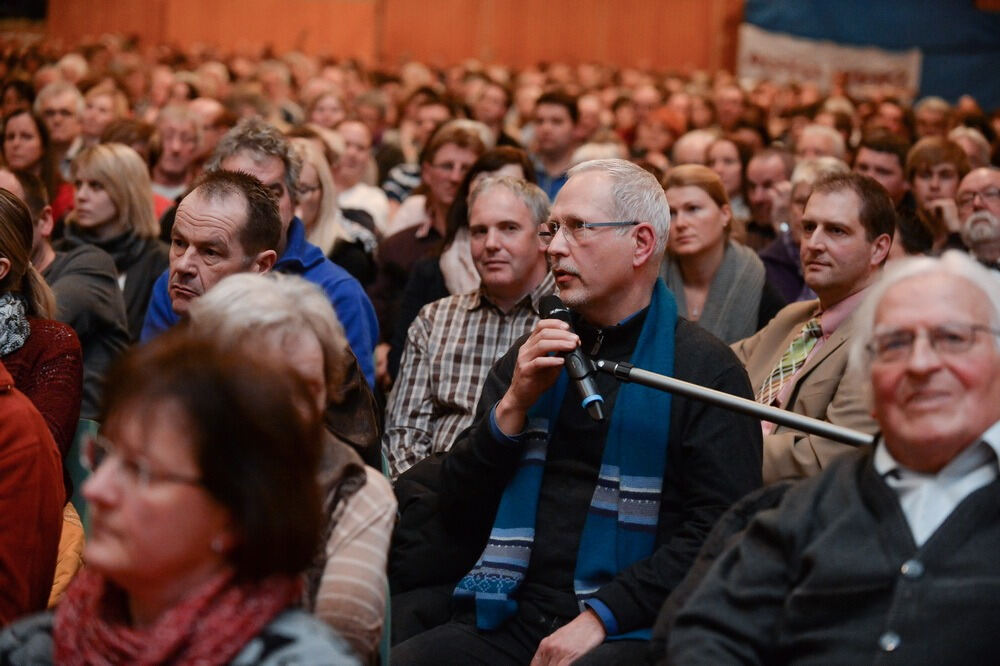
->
xmin=454 ymin=280 xmax=677 ymax=637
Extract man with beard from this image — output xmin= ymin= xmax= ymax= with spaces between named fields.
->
xmin=957 ymin=167 xmax=1000 ymax=267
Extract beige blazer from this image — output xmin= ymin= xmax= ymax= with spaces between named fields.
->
xmin=732 ymin=299 xmax=877 ymax=483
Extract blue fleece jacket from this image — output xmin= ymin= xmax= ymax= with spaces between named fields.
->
xmin=141 ymin=217 xmax=378 ymax=387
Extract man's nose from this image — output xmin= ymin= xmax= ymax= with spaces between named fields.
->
xmin=173 ymin=247 xmax=198 ymax=274
xmin=907 ymin=332 xmax=944 ymax=374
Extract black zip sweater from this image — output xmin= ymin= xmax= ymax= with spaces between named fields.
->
xmin=441 ymin=312 xmax=763 ymax=635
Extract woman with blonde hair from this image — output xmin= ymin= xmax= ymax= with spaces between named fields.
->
xmin=290 ymin=138 xmax=377 ymax=285
xmin=660 ymin=164 xmax=785 ymax=343
xmin=64 ymin=143 xmax=168 ymax=341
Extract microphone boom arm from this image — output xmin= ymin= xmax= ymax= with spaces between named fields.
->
xmin=595 ymin=360 xmax=875 ymax=448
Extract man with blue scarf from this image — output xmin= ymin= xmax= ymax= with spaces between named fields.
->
xmin=392 ymin=159 xmax=762 ymax=665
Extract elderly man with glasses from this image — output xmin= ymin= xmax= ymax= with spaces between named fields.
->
xmin=957 ymin=167 xmax=1000 ymax=266
xmin=670 ymin=250 xmax=1000 ymax=664
xmin=392 ymin=159 xmax=762 ymax=665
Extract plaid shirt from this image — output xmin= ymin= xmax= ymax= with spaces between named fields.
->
xmin=383 ymin=272 xmax=555 ymax=480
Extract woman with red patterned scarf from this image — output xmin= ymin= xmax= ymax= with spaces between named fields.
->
xmin=0 ymin=332 xmax=359 ymax=664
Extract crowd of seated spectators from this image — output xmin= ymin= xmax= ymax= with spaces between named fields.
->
xmin=0 ymin=31 xmax=999 ymax=664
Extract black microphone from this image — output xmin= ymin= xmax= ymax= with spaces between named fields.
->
xmin=540 ymin=294 xmax=606 ymax=422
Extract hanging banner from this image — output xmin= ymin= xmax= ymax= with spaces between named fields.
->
xmin=737 ymin=23 xmax=922 ymax=100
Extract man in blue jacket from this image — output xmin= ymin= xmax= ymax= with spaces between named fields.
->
xmin=141 ymin=118 xmax=378 ymax=387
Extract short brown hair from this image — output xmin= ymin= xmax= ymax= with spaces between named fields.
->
xmin=100 ymin=330 xmax=323 ymax=582
xmin=188 ymin=170 xmax=282 ymax=257
xmin=905 ymin=137 xmax=970 ymax=182
xmin=419 ymin=122 xmax=487 ymax=167
xmin=811 ymin=172 xmax=896 ymax=243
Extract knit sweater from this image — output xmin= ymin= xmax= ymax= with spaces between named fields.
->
xmin=669 ymin=448 xmax=1000 ymax=664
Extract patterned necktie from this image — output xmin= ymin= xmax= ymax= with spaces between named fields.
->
xmin=756 ymin=317 xmax=823 ymax=407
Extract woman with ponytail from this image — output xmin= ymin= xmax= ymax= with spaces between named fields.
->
xmin=0 ymin=187 xmax=82 ymax=463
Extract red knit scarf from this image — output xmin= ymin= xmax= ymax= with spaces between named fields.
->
xmin=53 ymin=568 xmax=302 ymax=665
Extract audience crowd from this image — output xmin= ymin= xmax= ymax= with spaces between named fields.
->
xmin=1 ymin=32 xmax=1000 ymax=664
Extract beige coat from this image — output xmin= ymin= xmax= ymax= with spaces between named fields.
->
xmin=732 ymin=299 xmax=877 ymax=483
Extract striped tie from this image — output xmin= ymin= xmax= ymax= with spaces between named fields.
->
xmin=756 ymin=317 xmax=823 ymax=407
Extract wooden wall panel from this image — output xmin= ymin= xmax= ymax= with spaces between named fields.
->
xmin=47 ymin=0 xmax=168 ymax=46
xmin=163 ymin=0 xmax=376 ymax=59
xmin=46 ymin=0 xmax=740 ymax=72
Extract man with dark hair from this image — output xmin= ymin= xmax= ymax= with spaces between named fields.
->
xmin=0 ymin=168 xmax=128 ymax=420
xmin=162 ymin=170 xmax=280 ymax=319
xmin=473 ymin=79 xmax=520 ymax=149
xmin=531 ymin=91 xmax=579 ymax=199
xmin=854 ymin=131 xmax=912 ymax=209
xmin=734 ymin=172 xmax=893 ymax=483
xmin=141 ymin=118 xmax=379 ymax=387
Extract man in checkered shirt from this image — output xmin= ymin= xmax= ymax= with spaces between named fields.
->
xmin=382 ymin=175 xmax=554 ymax=479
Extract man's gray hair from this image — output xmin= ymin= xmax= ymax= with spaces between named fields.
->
xmin=914 ymin=95 xmax=951 ymax=115
xmin=848 ymin=250 xmax=1000 ymax=375
xmin=34 ymin=81 xmax=83 ymax=116
xmin=949 ymin=126 xmax=992 ymax=169
xmin=468 ymin=175 xmax=550 ymax=227
xmin=187 ymin=272 xmax=349 ymax=401
xmin=798 ymin=124 xmax=847 ymax=161
xmin=207 ymin=117 xmax=302 ymax=203
xmin=567 ymin=158 xmax=671 ymax=255
xmin=791 ymin=156 xmax=850 ymax=189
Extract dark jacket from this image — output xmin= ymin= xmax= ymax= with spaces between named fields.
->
xmin=668 ymin=448 xmax=1000 ymax=664
xmin=440 ymin=314 xmax=763 ymax=634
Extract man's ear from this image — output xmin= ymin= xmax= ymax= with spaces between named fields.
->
xmin=37 ymin=206 xmax=55 ymax=239
xmin=632 ymin=222 xmax=659 ymax=268
xmin=0 ymin=257 xmax=10 ymax=282
xmin=250 ymin=250 xmax=278 ymax=273
xmin=870 ymin=233 xmax=892 ymax=268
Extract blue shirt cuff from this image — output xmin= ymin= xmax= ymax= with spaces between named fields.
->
xmin=488 ymin=402 xmax=527 ymax=445
xmin=585 ymin=599 xmax=619 ymax=636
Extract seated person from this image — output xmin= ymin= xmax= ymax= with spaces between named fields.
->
xmin=392 ymin=159 xmax=761 ymax=665
xmin=383 ymin=176 xmax=554 ymax=479
xmin=0 ymin=332 xmax=359 ymax=663
xmin=0 ymin=357 xmax=64 ymax=626
xmin=188 ymin=273 xmax=395 ymax=662
xmin=660 ymin=165 xmax=785 ymax=344
xmin=0 ymin=188 xmax=81 ymax=465
xmin=0 ymin=168 xmax=128 ymax=420
xmin=141 ymin=118 xmax=378 ymax=389
xmin=905 ymin=136 xmax=970 ymax=250
xmin=733 ymin=173 xmax=892 ymax=483
xmin=957 ymin=167 xmax=1000 ymax=267
xmin=670 ymin=251 xmax=1000 ymax=664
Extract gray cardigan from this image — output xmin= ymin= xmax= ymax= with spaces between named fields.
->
xmin=668 ymin=447 xmax=1000 ymax=664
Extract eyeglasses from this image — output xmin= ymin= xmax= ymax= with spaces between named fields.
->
xmin=537 ymin=219 xmax=639 ymax=246
xmin=81 ymin=432 xmax=202 ymax=488
xmin=866 ymin=322 xmax=1000 ymax=363
xmin=957 ymin=187 xmax=1000 ymax=210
